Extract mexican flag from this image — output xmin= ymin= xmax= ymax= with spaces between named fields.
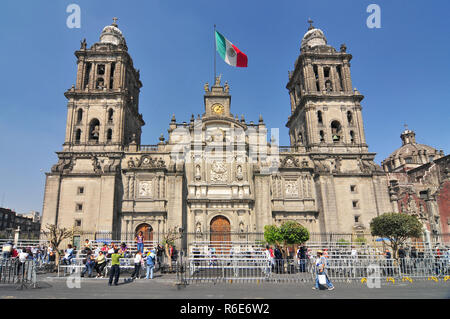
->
xmin=215 ymin=30 xmax=248 ymax=68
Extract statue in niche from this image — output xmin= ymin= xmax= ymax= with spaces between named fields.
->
xmin=91 ymin=125 xmax=100 ymax=139
xmin=236 ymin=165 xmax=243 ymax=181
xmin=196 ymin=222 xmax=202 ymax=234
xmin=325 ymin=80 xmax=333 ymax=92
xmin=195 ymin=164 xmax=201 ymax=181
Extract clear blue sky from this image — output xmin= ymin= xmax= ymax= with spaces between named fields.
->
xmin=0 ymin=0 xmax=449 ymax=214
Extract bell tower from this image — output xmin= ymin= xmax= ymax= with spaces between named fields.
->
xmin=63 ymin=18 xmax=145 ymax=152
xmin=286 ymin=21 xmax=368 ymax=154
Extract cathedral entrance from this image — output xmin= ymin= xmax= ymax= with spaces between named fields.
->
xmin=210 ymin=215 xmax=231 ymax=253
xmin=135 ymin=223 xmax=153 ymax=243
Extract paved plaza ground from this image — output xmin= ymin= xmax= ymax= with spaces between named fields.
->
xmin=0 ymin=273 xmax=449 ymax=299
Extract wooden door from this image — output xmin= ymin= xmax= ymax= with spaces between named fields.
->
xmin=210 ymin=216 xmax=231 ymax=253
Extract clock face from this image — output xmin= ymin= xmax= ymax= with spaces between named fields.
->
xmin=212 ymin=104 xmax=224 ymax=115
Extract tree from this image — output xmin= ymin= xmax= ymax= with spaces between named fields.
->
xmin=264 ymin=221 xmax=310 ymax=257
xmin=370 ymin=213 xmax=423 ymax=259
xmin=41 ymin=224 xmax=79 ymax=268
xmin=161 ymin=226 xmax=183 ymax=272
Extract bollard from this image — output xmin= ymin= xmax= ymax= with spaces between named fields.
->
xmin=401 ymin=277 xmax=412 ymax=283
xmin=427 ymin=276 xmax=438 ymax=283
xmin=386 ymin=277 xmax=395 ymax=284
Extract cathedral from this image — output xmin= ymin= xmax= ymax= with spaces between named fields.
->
xmin=41 ymin=20 xmax=448 ymax=247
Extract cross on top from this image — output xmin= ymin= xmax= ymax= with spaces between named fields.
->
xmin=404 ymin=124 xmax=409 ymax=130
xmin=308 ymin=18 xmax=314 ymax=30
xmin=112 ymin=17 xmax=118 ymax=26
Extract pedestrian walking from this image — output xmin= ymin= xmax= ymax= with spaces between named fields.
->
xmin=312 ymin=250 xmax=334 ymax=290
xmin=108 ymin=248 xmax=124 ymax=286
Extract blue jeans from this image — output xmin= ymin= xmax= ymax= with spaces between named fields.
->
xmin=146 ymin=265 xmax=154 ymax=279
xmin=82 ymin=262 xmax=94 ymax=277
xmin=315 ymin=272 xmax=334 ymax=289
xmin=137 ymin=243 xmax=144 ymax=253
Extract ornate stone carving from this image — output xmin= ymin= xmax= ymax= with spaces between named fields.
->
xmin=138 ymin=181 xmax=152 ymax=197
xmin=128 ymin=157 xmax=136 ymax=168
xmin=103 ymin=158 xmax=120 ymax=172
xmin=51 ymin=158 xmax=75 ymax=174
xmin=210 ymin=161 xmax=227 ymax=182
xmin=137 ymin=155 xmax=166 ymax=169
xmin=280 ymin=156 xmax=300 ymax=168
xmin=92 ymin=156 xmax=102 ymax=174
xmin=285 ymin=180 xmax=299 ymax=197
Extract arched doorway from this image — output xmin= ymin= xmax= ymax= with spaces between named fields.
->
xmin=135 ymin=223 xmax=153 ymax=247
xmin=210 ymin=215 xmax=231 ymax=253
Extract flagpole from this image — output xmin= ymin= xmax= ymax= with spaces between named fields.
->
xmin=214 ymin=24 xmax=216 ymax=82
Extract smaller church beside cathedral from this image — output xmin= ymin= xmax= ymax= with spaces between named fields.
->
xmin=40 ymin=20 xmax=449 ymax=248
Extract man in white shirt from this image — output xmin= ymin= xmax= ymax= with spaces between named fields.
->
xmin=131 ymin=251 xmax=142 ymax=279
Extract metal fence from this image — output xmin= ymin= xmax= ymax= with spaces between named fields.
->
xmin=176 ymin=256 xmax=450 ymax=284
xmin=0 ymin=259 xmax=37 ymax=288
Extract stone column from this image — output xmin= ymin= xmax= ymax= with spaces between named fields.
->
xmin=76 ymin=58 xmax=85 ymax=89
xmin=105 ymin=63 xmax=112 ymax=89
xmin=318 ymin=66 xmax=325 ymax=92
xmin=330 ymin=66 xmax=340 ymax=92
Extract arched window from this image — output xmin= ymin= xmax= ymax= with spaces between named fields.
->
xmin=77 ymin=109 xmax=83 ymax=123
xmin=75 ymin=129 xmax=81 ymax=144
xmin=107 ymin=129 xmax=112 ymax=142
xmin=347 ymin=111 xmax=353 ymax=124
xmin=350 ymin=130 xmax=355 ymax=143
xmin=317 ymin=111 xmax=323 ymax=124
xmin=331 ymin=121 xmax=342 ymax=143
xmin=89 ymin=119 xmax=100 ymax=142
xmin=108 ymin=109 xmax=114 ymax=123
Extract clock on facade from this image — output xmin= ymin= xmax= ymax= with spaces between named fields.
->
xmin=212 ymin=103 xmax=224 ymax=115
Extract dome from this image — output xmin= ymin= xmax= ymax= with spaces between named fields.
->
xmin=99 ymin=19 xmax=125 ymax=45
xmin=301 ymin=27 xmax=327 ymax=50
xmin=382 ymin=128 xmax=444 ymax=172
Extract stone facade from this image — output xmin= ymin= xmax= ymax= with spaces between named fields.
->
xmin=383 ymin=129 xmax=450 ymax=242
xmin=40 ymin=21 xmax=446 ymax=247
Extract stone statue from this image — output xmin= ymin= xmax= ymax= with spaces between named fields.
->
xmin=204 ymin=82 xmax=209 ymax=92
xmin=224 ymin=81 xmax=229 ymax=93
xmin=80 ymin=38 xmax=87 ymax=50
xmin=236 ymin=165 xmax=243 ymax=180
xmin=92 ymin=125 xmax=100 ymax=139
